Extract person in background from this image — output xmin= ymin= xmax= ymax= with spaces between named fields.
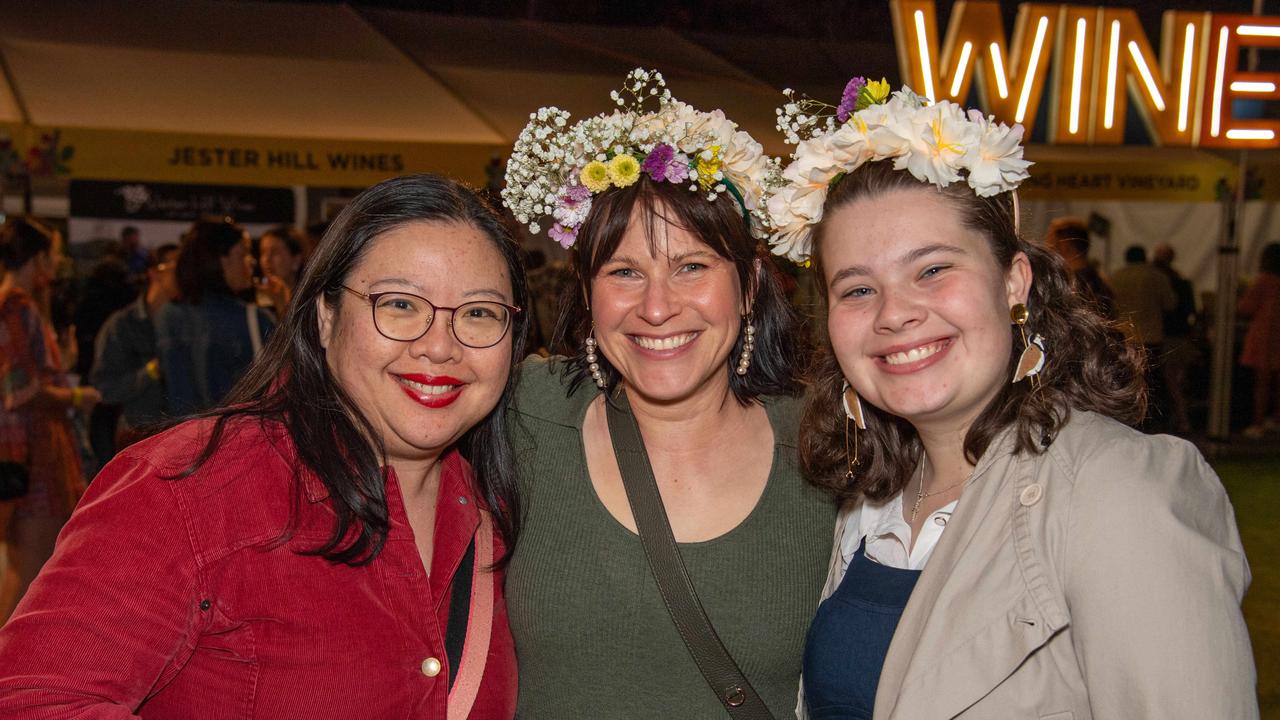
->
xmin=1045 ymin=217 xmax=1114 ymax=318
xmin=156 ymin=218 xmax=275 ymax=415
xmin=769 ymin=78 xmax=1255 ymax=718
xmin=304 ymin=219 xmax=331 ymax=263
xmin=1110 ymin=244 xmax=1176 ymax=430
xmin=91 ymin=243 xmax=180 ymax=450
xmin=120 ymin=225 xmax=148 ymax=280
xmin=0 ymin=218 xmax=101 ymax=624
xmin=0 ymin=175 xmax=524 ymax=717
xmin=72 ymin=239 xmax=138 ymax=466
xmin=1153 ymin=243 xmax=1197 ymax=434
xmin=256 ymin=224 xmax=306 ymax=316
xmin=1239 ymin=242 xmax=1280 ymax=439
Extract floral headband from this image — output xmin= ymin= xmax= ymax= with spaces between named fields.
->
xmin=765 ymin=77 xmax=1033 ymax=263
xmin=502 ymin=68 xmax=782 ymax=249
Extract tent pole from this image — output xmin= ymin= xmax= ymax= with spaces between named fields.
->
xmin=1208 ymin=154 xmax=1246 ymax=441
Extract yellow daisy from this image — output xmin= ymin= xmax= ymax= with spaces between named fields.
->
xmin=608 ymin=154 xmax=641 ymax=187
xmin=580 ymin=161 xmax=611 ymax=193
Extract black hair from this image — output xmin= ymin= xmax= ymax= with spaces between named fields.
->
xmin=183 ymin=174 xmax=529 ymax=565
xmin=0 ymin=217 xmax=53 ymax=270
xmin=261 ymin=225 xmax=305 ymax=257
xmin=1124 ymin=245 xmax=1147 ymax=263
xmin=1051 ymin=219 xmax=1091 ymax=255
xmin=146 ymin=243 xmax=179 ymax=270
xmin=553 ymin=175 xmax=802 ymax=402
xmin=1260 ymin=242 xmax=1280 ymax=276
xmin=175 ymin=218 xmax=245 ymax=303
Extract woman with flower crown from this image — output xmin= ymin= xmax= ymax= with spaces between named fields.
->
xmin=501 ymin=69 xmax=836 ymax=718
xmin=768 ymin=79 xmax=1257 ymax=719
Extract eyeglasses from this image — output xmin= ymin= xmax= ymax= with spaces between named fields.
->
xmin=341 ymin=285 xmax=520 ymax=349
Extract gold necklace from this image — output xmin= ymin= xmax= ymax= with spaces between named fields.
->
xmin=910 ymin=457 xmax=970 ymax=523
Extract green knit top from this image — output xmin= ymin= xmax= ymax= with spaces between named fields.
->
xmin=505 ymin=357 xmax=837 ymax=718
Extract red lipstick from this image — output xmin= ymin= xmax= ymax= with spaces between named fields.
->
xmin=395 ymin=373 xmax=465 ymax=409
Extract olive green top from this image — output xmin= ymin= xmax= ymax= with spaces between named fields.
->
xmin=505 ymin=357 xmax=837 ymax=718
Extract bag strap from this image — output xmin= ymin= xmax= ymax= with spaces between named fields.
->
xmin=444 ymin=536 xmax=475 ymax=688
xmin=446 ymin=511 xmax=494 ymax=720
xmin=605 ymin=391 xmax=776 ymax=720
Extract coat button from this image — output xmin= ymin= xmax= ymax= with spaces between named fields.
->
xmin=1020 ymin=483 xmax=1044 ymax=507
xmin=421 ymin=657 xmax=442 ymax=677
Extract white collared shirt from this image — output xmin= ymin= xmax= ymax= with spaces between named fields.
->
xmin=838 ymin=492 xmax=957 ymax=572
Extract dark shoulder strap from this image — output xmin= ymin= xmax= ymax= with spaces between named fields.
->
xmin=605 ymin=392 xmax=776 ymax=720
xmin=444 ymin=536 xmax=476 ymax=689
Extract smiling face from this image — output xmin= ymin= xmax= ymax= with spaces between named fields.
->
xmin=317 ymin=220 xmax=514 ymax=466
xmin=590 ymin=207 xmax=747 ymax=405
xmin=822 ymin=186 xmax=1030 ymax=436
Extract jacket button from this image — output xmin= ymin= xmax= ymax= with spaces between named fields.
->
xmin=1020 ymin=483 xmax=1044 ymax=507
xmin=420 ymin=657 xmax=442 ymax=677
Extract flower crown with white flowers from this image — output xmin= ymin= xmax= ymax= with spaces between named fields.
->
xmin=502 ymin=68 xmax=783 ymax=249
xmin=765 ymin=77 xmax=1033 ymax=263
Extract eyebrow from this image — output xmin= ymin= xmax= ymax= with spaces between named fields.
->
xmin=369 ymin=278 xmax=511 ymax=303
xmin=600 ymin=249 xmax=719 ymax=267
xmin=828 ymin=243 xmax=968 ymax=285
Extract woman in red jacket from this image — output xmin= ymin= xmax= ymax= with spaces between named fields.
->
xmin=0 ymin=175 xmax=526 ymax=719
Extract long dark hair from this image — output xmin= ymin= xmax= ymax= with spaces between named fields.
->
xmin=0 ymin=217 xmax=53 ymax=270
xmin=800 ymin=161 xmax=1145 ymax=503
xmin=183 ymin=175 xmax=529 ymax=565
xmin=175 ymin=217 xmax=245 ymax=303
xmin=553 ymin=176 xmax=803 ymax=402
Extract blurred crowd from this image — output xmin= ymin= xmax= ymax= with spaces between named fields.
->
xmin=0 ymin=210 xmax=1278 ymax=623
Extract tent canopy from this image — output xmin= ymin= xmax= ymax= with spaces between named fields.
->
xmin=357 ymin=9 xmax=790 ymax=154
xmin=0 ymin=0 xmax=503 ymax=144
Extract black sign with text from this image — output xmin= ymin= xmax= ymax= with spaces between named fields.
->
xmin=69 ymin=180 xmax=294 ymax=222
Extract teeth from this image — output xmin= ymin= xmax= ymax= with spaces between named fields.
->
xmin=401 ymin=378 xmax=458 ymax=395
xmin=633 ymin=333 xmax=696 ymax=351
xmin=884 ymin=342 xmax=943 ymax=366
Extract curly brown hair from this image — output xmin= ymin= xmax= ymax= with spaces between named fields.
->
xmin=799 ymin=161 xmax=1146 ymax=503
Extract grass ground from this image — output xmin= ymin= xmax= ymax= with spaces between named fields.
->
xmin=1214 ymin=452 xmax=1280 ymax=717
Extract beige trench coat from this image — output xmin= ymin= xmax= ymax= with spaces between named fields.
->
xmin=799 ymin=411 xmax=1257 ymax=719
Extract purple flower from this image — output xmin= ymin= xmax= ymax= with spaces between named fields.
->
xmin=560 ymin=183 xmax=590 ymax=207
xmin=837 ymin=76 xmax=867 ymax=123
xmin=664 ymin=155 xmax=691 ymax=183
xmin=549 ymin=222 xmax=578 ymax=249
xmin=642 ymin=144 xmax=675 ymax=181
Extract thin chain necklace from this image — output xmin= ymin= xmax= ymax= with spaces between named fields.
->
xmin=910 ymin=456 xmax=970 ymax=523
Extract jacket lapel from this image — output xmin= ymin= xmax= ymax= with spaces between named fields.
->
xmin=875 ymin=432 xmax=1069 ymax=719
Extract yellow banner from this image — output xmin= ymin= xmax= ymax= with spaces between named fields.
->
xmin=1019 ymin=159 xmax=1233 ymax=201
xmin=6 ymin=125 xmax=504 ymax=188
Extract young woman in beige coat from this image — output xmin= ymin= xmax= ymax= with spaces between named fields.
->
xmin=766 ymin=79 xmax=1257 ymax=719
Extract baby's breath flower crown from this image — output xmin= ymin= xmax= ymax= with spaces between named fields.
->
xmin=502 ymin=68 xmax=783 ymax=249
xmin=766 ymin=77 xmax=1033 ymax=263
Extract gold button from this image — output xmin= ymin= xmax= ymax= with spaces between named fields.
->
xmin=421 ymin=657 xmax=442 ymax=677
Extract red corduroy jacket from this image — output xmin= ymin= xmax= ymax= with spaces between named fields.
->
xmin=0 ymin=417 xmax=516 ymax=719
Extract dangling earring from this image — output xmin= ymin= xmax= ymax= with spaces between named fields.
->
xmin=735 ymin=313 xmax=755 ymax=376
xmin=841 ymin=380 xmax=866 ymax=481
xmin=1010 ymin=303 xmax=1046 ymax=387
xmin=584 ymin=329 xmax=606 ymax=389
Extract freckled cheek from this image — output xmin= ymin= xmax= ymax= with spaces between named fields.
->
xmin=827 ymin=310 xmax=869 ymax=363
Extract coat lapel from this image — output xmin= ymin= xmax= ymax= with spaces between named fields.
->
xmin=875 ymin=432 xmax=1069 ymax=719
